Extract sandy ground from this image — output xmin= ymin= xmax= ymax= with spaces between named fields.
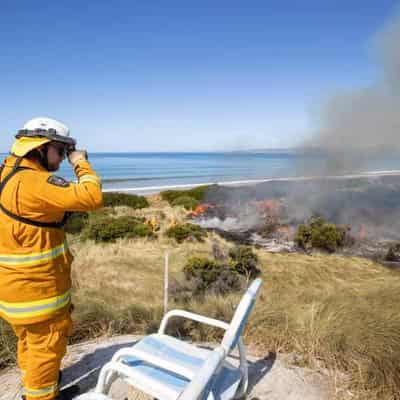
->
xmin=0 ymin=335 xmax=335 ymax=400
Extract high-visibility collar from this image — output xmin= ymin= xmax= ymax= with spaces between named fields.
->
xmin=3 ymin=155 xmax=47 ymax=172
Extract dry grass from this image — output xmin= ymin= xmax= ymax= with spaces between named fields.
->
xmin=68 ymin=233 xmax=400 ymax=399
xmin=1 ymin=197 xmax=399 ymax=400
xmin=247 ymin=252 xmax=400 ymax=400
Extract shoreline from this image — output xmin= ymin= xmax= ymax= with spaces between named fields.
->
xmin=102 ymin=169 xmax=400 ymax=195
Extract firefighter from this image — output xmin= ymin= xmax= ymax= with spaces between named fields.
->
xmin=0 ymin=117 xmax=103 ymax=399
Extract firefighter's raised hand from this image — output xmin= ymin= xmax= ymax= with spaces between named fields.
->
xmin=68 ymin=150 xmax=88 ymax=165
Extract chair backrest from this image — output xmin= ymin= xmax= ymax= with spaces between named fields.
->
xmin=221 ymin=278 xmax=262 ymax=353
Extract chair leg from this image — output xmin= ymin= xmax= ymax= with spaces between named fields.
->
xmin=103 ymin=369 xmax=118 ymax=394
xmin=95 ymin=362 xmax=117 ymax=394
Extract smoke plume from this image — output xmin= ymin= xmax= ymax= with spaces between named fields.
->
xmin=306 ymin=13 xmax=400 ymax=174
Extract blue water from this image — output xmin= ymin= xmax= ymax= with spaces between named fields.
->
xmin=72 ymin=152 xmax=303 ymax=192
xmin=2 ymin=152 xmax=400 ymax=193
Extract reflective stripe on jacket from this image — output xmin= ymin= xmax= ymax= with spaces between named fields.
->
xmin=0 ymin=156 xmax=103 ymax=325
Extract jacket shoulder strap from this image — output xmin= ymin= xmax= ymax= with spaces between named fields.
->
xmin=0 ymin=158 xmax=68 ymax=229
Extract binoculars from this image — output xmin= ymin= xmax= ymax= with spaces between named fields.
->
xmin=66 ymin=144 xmax=76 ymax=156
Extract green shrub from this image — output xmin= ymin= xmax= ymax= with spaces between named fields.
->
xmin=229 ymin=245 xmax=260 ymax=279
xmin=160 ymin=190 xmax=182 ymax=204
xmin=103 ymin=192 xmax=149 ymax=209
xmin=184 ymin=257 xmax=224 ymax=285
xmin=82 ymin=215 xmax=154 ymax=242
xmin=176 ymin=246 xmax=259 ymax=300
xmin=65 ymin=208 xmax=119 ymax=235
xmin=187 ymin=185 xmax=211 ymax=201
xmin=171 ymin=195 xmax=199 ymax=210
xmin=295 ymin=216 xmax=349 ymax=252
xmin=181 ymin=257 xmax=244 ymax=297
xmin=64 ymin=212 xmax=88 ymax=234
xmin=160 ymin=185 xmax=210 ymax=205
xmin=165 ymin=223 xmax=207 ymax=243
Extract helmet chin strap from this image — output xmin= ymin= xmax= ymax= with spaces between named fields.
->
xmin=37 ymin=143 xmax=50 ymax=171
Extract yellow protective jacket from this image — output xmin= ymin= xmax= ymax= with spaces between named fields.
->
xmin=0 ymin=155 xmax=103 ymax=325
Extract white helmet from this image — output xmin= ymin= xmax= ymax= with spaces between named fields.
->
xmin=16 ymin=117 xmax=76 ymax=146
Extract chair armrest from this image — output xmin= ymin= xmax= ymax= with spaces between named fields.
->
xmin=177 ymin=346 xmax=226 ymax=400
xmin=158 ymin=309 xmax=230 ymax=334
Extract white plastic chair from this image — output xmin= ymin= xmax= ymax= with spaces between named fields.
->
xmin=76 ymin=278 xmax=262 ymax=400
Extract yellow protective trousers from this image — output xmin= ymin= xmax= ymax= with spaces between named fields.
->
xmin=12 ymin=311 xmax=73 ymax=400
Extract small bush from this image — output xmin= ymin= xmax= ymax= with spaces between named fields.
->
xmin=171 ymin=195 xmax=199 ymax=210
xmin=229 ymin=245 xmax=260 ymax=279
xmin=209 ymin=269 xmax=245 ymax=295
xmin=103 ymin=192 xmax=149 ymax=209
xmin=160 ymin=190 xmax=182 ymax=204
xmin=295 ymin=216 xmax=350 ymax=253
xmin=187 ymin=185 xmax=211 ymax=201
xmin=64 ymin=212 xmax=88 ymax=234
xmin=160 ymin=185 xmax=210 ymax=205
xmin=177 ymin=246 xmax=259 ymax=300
xmin=180 ymin=257 xmax=244 ymax=298
xmin=165 ymin=223 xmax=207 ymax=243
xmin=171 ymin=270 xmax=244 ymax=302
xmin=82 ymin=215 xmax=154 ymax=242
xmin=184 ymin=257 xmax=225 ymax=286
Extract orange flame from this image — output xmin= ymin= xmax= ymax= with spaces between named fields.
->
xmin=190 ymin=203 xmax=215 ymax=217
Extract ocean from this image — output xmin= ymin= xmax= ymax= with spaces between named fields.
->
xmin=2 ymin=152 xmax=400 ymax=194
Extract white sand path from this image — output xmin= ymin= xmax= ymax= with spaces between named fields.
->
xmin=0 ymin=335 xmax=336 ymax=400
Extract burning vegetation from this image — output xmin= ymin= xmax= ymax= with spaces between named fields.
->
xmin=160 ymin=175 xmax=400 ymax=263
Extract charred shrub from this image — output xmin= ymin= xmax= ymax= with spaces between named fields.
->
xmin=103 ymin=192 xmax=149 ymax=209
xmin=295 ymin=216 xmax=350 ymax=253
xmin=385 ymin=243 xmax=400 ymax=262
xmin=171 ymin=195 xmax=199 ymax=210
xmin=259 ymin=222 xmax=280 ymax=238
xmin=82 ymin=215 xmax=154 ymax=242
xmin=165 ymin=223 xmax=207 ymax=243
xmin=229 ymin=245 xmax=260 ymax=279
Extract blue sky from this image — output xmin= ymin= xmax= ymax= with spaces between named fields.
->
xmin=0 ymin=1 xmax=398 ymax=152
